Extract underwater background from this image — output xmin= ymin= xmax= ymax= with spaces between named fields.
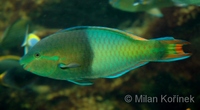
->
xmin=0 ymin=0 xmax=200 ymax=110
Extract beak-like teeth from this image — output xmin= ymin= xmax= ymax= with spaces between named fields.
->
xmin=19 ymin=58 xmax=25 ymax=66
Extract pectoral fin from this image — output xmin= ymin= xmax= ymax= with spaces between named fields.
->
xmin=67 ymin=79 xmax=93 ymax=86
xmin=58 ymin=63 xmax=80 ymax=69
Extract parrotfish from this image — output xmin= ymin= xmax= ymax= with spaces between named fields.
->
xmin=20 ymin=26 xmax=191 ymax=85
xmin=109 ymin=0 xmax=200 ymax=17
xmin=22 ymin=25 xmax=40 ymax=55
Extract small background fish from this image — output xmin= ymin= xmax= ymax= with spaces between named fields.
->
xmin=0 ymin=55 xmax=38 ymax=89
xmin=0 ymin=18 xmax=59 ymax=53
xmin=0 ymin=18 xmax=30 ymax=49
xmin=109 ymin=0 xmax=200 ymax=17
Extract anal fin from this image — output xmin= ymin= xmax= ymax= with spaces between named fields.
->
xmin=105 ymin=61 xmax=148 ymax=78
xmin=67 ymin=79 xmax=93 ymax=86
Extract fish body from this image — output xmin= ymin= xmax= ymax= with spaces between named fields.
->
xmin=0 ymin=55 xmax=21 ymax=73
xmin=172 ymin=0 xmax=200 ymax=6
xmin=0 ymin=55 xmax=37 ymax=88
xmin=20 ymin=26 xmax=190 ymax=85
xmin=109 ymin=0 xmax=174 ymax=12
xmin=0 ymin=18 xmax=30 ymax=49
xmin=109 ymin=0 xmax=200 ymax=17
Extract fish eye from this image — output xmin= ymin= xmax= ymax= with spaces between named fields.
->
xmin=34 ymin=52 xmax=41 ymax=58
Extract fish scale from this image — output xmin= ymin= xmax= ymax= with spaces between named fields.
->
xmin=20 ymin=26 xmax=190 ymax=85
xmin=86 ymin=28 xmax=158 ymax=78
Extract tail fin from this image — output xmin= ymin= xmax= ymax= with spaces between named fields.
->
xmin=155 ymin=37 xmax=191 ymax=62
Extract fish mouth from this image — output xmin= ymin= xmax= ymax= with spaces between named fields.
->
xmin=19 ymin=56 xmax=33 ymax=72
xmin=22 ymin=64 xmax=27 ymax=68
xmin=20 ymin=63 xmax=28 ymax=69
xmin=19 ymin=59 xmax=24 ymax=65
xmin=20 ymin=62 xmax=30 ymax=72
xmin=19 ymin=58 xmax=28 ymax=69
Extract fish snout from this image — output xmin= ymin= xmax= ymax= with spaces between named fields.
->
xmin=19 ymin=57 xmax=26 ymax=66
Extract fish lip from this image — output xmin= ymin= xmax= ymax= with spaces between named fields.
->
xmin=20 ymin=62 xmax=27 ymax=68
xmin=19 ymin=58 xmax=27 ymax=67
xmin=19 ymin=60 xmax=24 ymax=65
xmin=22 ymin=64 xmax=27 ymax=68
xmin=21 ymin=63 xmax=28 ymax=71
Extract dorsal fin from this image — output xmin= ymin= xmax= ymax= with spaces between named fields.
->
xmin=128 ymin=34 xmax=147 ymax=41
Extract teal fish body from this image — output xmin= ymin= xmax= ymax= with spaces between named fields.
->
xmin=0 ymin=55 xmax=37 ymax=88
xmin=172 ymin=0 xmax=200 ymax=6
xmin=109 ymin=0 xmax=200 ymax=17
xmin=109 ymin=0 xmax=174 ymax=12
xmin=0 ymin=59 xmax=19 ymax=74
xmin=0 ymin=18 xmax=30 ymax=49
xmin=20 ymin=26 xmax=190 ymax=85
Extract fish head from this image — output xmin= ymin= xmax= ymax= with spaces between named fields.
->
xmin=20 ymin=38 xmax=59 ymax=77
